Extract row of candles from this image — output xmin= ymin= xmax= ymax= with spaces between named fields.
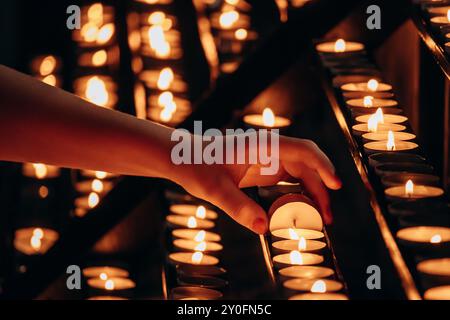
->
xmin=316 ymin=38 xmax=450 ymax=299
xmin=418 ymin=0 xmax=450 ymax=55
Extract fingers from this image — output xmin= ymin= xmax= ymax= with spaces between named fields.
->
xmin=280 ymin=137 xmax=342 ymax=190
xmin=202 ymin=176 xmax=268 ymax=234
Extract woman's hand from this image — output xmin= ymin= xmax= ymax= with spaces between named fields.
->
xmin=175 ymin=133 xmax=342 ymax=234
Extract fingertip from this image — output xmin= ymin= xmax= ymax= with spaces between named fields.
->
xmin=252 ymin=217 xmax=268 ymax=234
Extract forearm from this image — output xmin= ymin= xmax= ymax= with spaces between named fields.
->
xmin=0 ymin=65 xmax=179 ymax=181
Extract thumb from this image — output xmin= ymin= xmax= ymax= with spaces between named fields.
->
xmin=206 ymin=177 xmax=268 ymax=234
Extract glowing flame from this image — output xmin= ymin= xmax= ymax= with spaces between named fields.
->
xmin=88 ymin=192 xmax=100 ymax=208
xmin=298 ymin=237 xmax=307 ymax=251
xmin=430 ymin=234 xmax=442 ymax=244
xmin=289 ymin=250 xmax=303 ymax=265
xmin=194 ymin=230 xmax=206 ymax=242
xmin=374 ymin=108 xmax=384 ymax=124
xmin=38 ymin=186 xmax=49 ymax=198
xmin=105 ymin=279 xmax=115 ymax=290
xmin=91 ymin=179 xmax=104 ymax=193
xmin=386 ymin=131 xmax=396 ymax=151
xmin=85 ymin=76 xmax=109 ymax=106
xmin=363 ymin=96 xmax=374 ymax=108
xmin=30 ymin=228 xmax=44 ymax=251
xmin=158 ymin=91 xmax=174 ymax=107
xmin=334 ymin=39 xmax=346 ymax=53
xmin=97 ymin=23 xmax=115 ymax=44
xmin=367 ymin=114 xmax=379 ymax=133
xmin=311 ymin=280 xmax=327 ymax=293
xmin=262 ymin=108 xmax=275 ymax=127
xmin=148 ymin=25 xmax=170 ymax=58
xmin=288 ymin=228 xmax=299 ymax=240
xmin=81 ymin=23 xmax=99 ymax=42
xmin=157 ymin=67 xmax=174 ymax=90
xmin=194 ymin=241 xmax=207 ymax=251
xmin=95 ymin=171 xmax=107 ymax=179
xmin=447 ymin=9 xmax=450 ymax=22
xmin=191 ymin=251 xmax=203 ymax=264
xmin=219 ymin=10 xmax=239 ymax=29
xmin=42 ymin=75 xmax=57 ymax=86
xmin=187 ymin=217 xmax=198 ymax=228
xmin=196 ymin=206 xmax=207 ymax=219
xmin=87 ymin=3 xmax=103 ymax=26
xmin=367 ymin=79 xmax=379 ymax=92
xmin=225 ymin=0 xmax=239 ymax=4
xmin=405 ymin=180 xmax=414 ymax=197
xmin=235 ymin=28 xmax=248 ymax=40
xmin=92 ymin=50 xmax=107 ymax=66
xmin=159 ymin=107 xmax=173 ymax=123
xmin=149 ymin=11 xmax=166 ymax=25
xmin=32 ymin=163 xmax=48 ymax=179
xmin=39 ymin=56 xmax=56 ymax=76
xmin=99 ymin=272 xmax=108 ymax=280
xmin=33 ymin=228 xmax=44 ymax=239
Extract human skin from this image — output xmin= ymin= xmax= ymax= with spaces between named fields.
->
xmin=0 ymin=65 xmax=341 ymax=234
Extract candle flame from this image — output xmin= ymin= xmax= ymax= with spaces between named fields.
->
xmin=191 ymin=251 xmax=204 ymax=264
xmin=363 ymin=96 xmax=374 ymax=108
xmin=386 ymin=130 xmax=396 ymax=151
xmin=99 ymin=272 xmax=108 ymax=280
xmin=311 ymin=280 xmax=327 ymax=293
xmin=367 ymin=114 xmax=379 ymax=133
xmin=157 ymin=67 xmax=174 ymax=90
xmin=88 ymin=192 xmax=100 ymax=208
xmin=367 ymin=79 xmax=379 ymax=92
xmin=430 ymin=234 xmax=442 ymax=244
xmin=92 ymin=50 xmax=107 ymax=66
xmin=235 ymin=28 xmax=248 ymax=40
xmin=91 ymin=179 xmax=104 ymax=193
xmin=95 ymin=171 xmax=107 ymax=179
xmin=158 ymin=91 xmax=174 ymax=107
xmin=86 ymin=76 xmax=109 ymax=107
xmin=298 ymin=237 xmax=307 ymax=251
xmin=194 ymin=230 xmax=206 ymax=242
xmin=195 ymin=206 xmax=207 ymax=219
xmin=148 ymin=25 xmax=170 ymax=58
xmin=32 ymin=163 xmax=48 ymax=179
xmin=87 ymin=3 xmax=103 ymax=26
xmin=159 ymin=107 xmax=174 ymax=123
xmin=375 ymin=108 xmax=384 ymax=123
xmin=149 ymin=11 xmax=165 ymax=25
xmin=447 ymin=9 xmax=450 ymax=22
xmin=39 ymin=55 xmax=56 ymax=76
xmin=219 ymin=10 xmax=239 ymax=29
xmin=334 ymin=39 xmax=346 ymax=53
xmin=104 ymin=279 xmax=115 ymax=290
xmin=187 ymin=217 xmax=198 ymax=228
xmin=288 ymin=228 xmax=299 ymax=240
xmin=405 ymin=179 xmax=414 ymax=197
xmin=38 ymin=186 xmax=49 ymax=198
xmin=289 ymin=250 xmax=303 ymax=265
xmin=33 ymin=228 xmax=44 ymax=239
xmin=81 ymin=23 xmax=99 ymax=42
xmin=262 ymin=108 xmax=275 ymax=127
xmin=96 ymin=23 xmax=115 ymax=44
xmin=30 ymin=228 xmax=44 ymax=251
xmin=194 ymin=241 xmax=207 ymax=252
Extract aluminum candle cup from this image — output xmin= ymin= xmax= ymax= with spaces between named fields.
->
xmin=363 ymin=141 xmax=419 ymax=155
xmin=381 ymin=173 xmax=440 ymax=188
xmin=171 ymin=286 xmax=223 ymax=300
xmin=75 ymin=179 xmax=113 ymax=195
xmin=242 ymin=108 xmax=291 ymax=130
xmin=374 ymin=162 xmax=434 ymax=177
xmin=332 ymin=75 xmax=381 ymax=89
xmin=352 ymin=123 xmax=406 ymax=136
xmin=355 ymin=113 xmax=408 ymax=124
xmin=83 ymin=266 xmax=129 ymax=278
xmin=87 ymin=277 xmax=135 ymax=298
xmin=384 ymin=183 xmax=444 ymax=201
xmin=396 ymin=226 xmax=450 ymax=251
xmin=340 ymin=80 xmax=392 ymax=93
xmin=368 ymin=152 xmax=426 ymax=168
xmin=315 ymin=39 xmax=365 ymax=58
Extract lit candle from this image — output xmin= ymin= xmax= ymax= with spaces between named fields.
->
xmin=352 ymin=122 xmax=405 ymax=136
xmin=83 ymin=266 xmax=129 ymax=278
xmin=170 ymin=204 xmax=218 ymax=220
xmin=271 ymin=228 xmax=324 ymax=240
xmin=169 ymin=251 xmax=219 ymax=266
xmin=346 ymin=96 xmax=398 ymax=108
xmin=427 ymin=6 xmax=450 ymax=16
xmin=289 ymin=293 xmax=348 ymax=300
xmin=173 ymin=239 xmax=223 ymax=253
xmin=80 ymin=170 xmax=118 ymax=179
xmin=166 ymin=215 xmax=215 ymax=229
xmin=278 ymin=266 xmax=335 ymax=279
xmin=283 ymin=278 xmax=343 ymax=292
xmin=424 ymin=286 xmax=450 ymax=300
xmin=315 ymin=39 xmax=364 ymax=53
xmin=385 ymin=179 xmax=444 ymax=199
xmin=30 ymin=55 xmax=60 ymax=76
xmin=87 ymin=277 xmax=136 ymax=291
xmin=22 ymin=163 xmax=60 ymax=179
xmin=75 ymin=179 xmax=113 ymax=195
xmin=272 ymin=250 xmax=324 ymax=267
xmin=362 ymin=131 xmax=416 ymax=142
xmin=210 ymin=9 xmax=250 ymax=30
xmin=78 ymin=47 xmax=119 ymax=67
xmin=75 ymin=192 xmax=100 ymax=210
xmin=272 ymin=238 xmax=326 ymax=253
xmin=172 ymin=229 xmax=221 ymax=242
xmin=417 ymin=258 xmax=450 ymax=277
xmin=171 ymin=286 xmax=223 ymax=300
xmin=355 ymin=108 xmax=407 ymax=124
xmin=364 ymin=131 xmax=418 ymax=153
xmin=74 ymin=22 xmax=116 ymax=47
xmin=73 ymin=75 xmax=117 ymax=109
xmin=397 ymin=226 xmax=450 ymax=244
xmin=341 ymin=79 xmax=392 ymax=92
xmin=242 ymin=107 xmax=291 ymax=129
xmin=139 ymin=67 xmax=188 ymax=93
xmin=381 ymin=173 xmax=440 ymax=189
xmin=14 ymin=227 xmax=59 ymax=255
xmin=430 ymin=10 xmax=450 ymax=27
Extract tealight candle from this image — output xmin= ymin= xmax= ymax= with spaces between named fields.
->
xmin=80 ymin=170 xmax=118 ymax=179
xmin=368 ymin=152 xmax=426 ymax=168
xmin=173 ymin=239 xmax=223 ymax=253
xmin=289 ymin=293 xmax=348 ymax=300
xmin=30 ymin=55 xmax=60 ymax=76
xmin=272 ymin=238 xmax=326 ymax=253
xmin=381 ymin=173 xmax=440 ymax=188
xmin=210 ymin=9 xmax=250 ymax=30
xmin=22 ymin=163 xmax=60 ymax=179
xmin=87 ymin=277 xmax=136 ymax=291
xmin=75 ymin=179 xmax=113 ymax=194
xmin=170 ymin=204 xmax=218 ymax=220
xmin=73 ymin=75 xmax=117 ymax=109
xmin=278 ymin=266 xmax=335 ymax=279
xmin=315 ymin=39 xmax=364 ymax=53
xmin=352 ymin=123 xmax=405 ymax=135
xmin=417 ymin=258 xmax=450 ymax=277
xmin=172 ymin=229 xmax=221 ymax=242
xmin=283 ymin=279 xmax=343 ymax=292
xmin=271 ymin=228 xmax=324 ymax=240
xmin=166 ymin=215 xmax=215 ymax=229
xmin=272 ymin=251 xmax=324 ymax=267
xmin=139 ymin=68 xmax=188 ymax=93
xmin=74 ymin=192 xmax=101 ymax=210
xmin=374 ymin=162 xmax=434 ymax=177
xmin=14 ymin=227 xmax=59 ymax=255
xmin=341 ymin=79 xmax=392 ymax=92
xmin=178 ymin=275 xmax=228 ymax=289
xmin=427 ymin=6 xmax=450 ymax=16
xmin=364 ymin=131 xmax=418 ymax=153
xmin=430 ymin=10 xmax=450 ymax=27
xmin=242 ymin=107 xmax=291 ymax=129
xmin=362 ymin=131 xmax=415 ymax=142
xmin=343 ymin=91 xmax=394 ymax=100
xmin=355 ymin=108 xmax=407 ymax=124
xmin=258 ymin=181 xmax=303 ymax=201
xmin=385 ymin=179 xmax=444 ymax=199
xmin=346 ymin=97 xmax=398 ymax=108
xmin=169 ymin=252 xmax=219 ymax=266
xmin=396 ymin=226 xmax=450 ymax=244
xmin=171 ymin=286 xmax=223 ymax=300
xmin=424 ymin=286 xmax=450 ymax=300
xmin=83 ymin=266 xmax=129 ymax=278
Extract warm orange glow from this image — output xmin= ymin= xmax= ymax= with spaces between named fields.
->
xmin=91 ymin=179 xmax=104 ymax=193
xmin=33 ymin=228 xmax=44 ymax=239
xmin=30 ymin=228 xmax=44 ymax=251
xmin=158 ymin=91 xmax=174 ymax=107
xmin=374 ymin=108 xmax=384 ymax=123
xmin=81 ymin=23 xmax=99 ymax=42
xmin=363 ymin=96 xmax=374 ymax=108
xmin=191 ymin=251 xmax=203 ymax=264
xmin=447 ymin=9 xmax=450 ymax=22
xmin=39 ymin=55 xmax=57 ymax=76
xmin=262 ymin=108 xmax=275 ymax=127
xmin=38 ymin=186 xmax=49 ymax=198
xmin=288 ymin=228 xmax=300 ymax=240
xmin=157 ymin=67 xmax=174 ymax=90
xmin=99 ymin=272 xmax=108 ymax=280
xmin=311 ymin=280 xmax=327 ymax=293
xmin=148 ymin=25 xmax=170 ymax=58
xmin=195 ymin=206 xmax=206 ymax=219
xmin=194 ymin=241 xmax=207 ymax=251
xmin=187 ymin=217 xmax=198 ymax=228
xmin=405 ymin=180 xmax=414 ymax=197
xmin=367 ymin=114 xmax=379 ymax=133
xmin=159 ymin=107 xmax=173 ymax=123
xmin=298 ymin=237 xmax=307 ymax=251
xmin=88 ymin=192 xmax=100 ymax=208
xmin=92 ymin=50 xmax=107 ymax=66
xmin=42 ymin=75 xmax=57 ymax=86
xmin=430 ymin=234 xmax=442 ymax=244
xmin=386 ymin=130 xmax=396 ymax=151
xmin=235 ymin=28 xmax=248 ymax=40
xmin=104 ymin=279 xmax=115 ymax=290
xmin=334 ymin=39 xmax=346 ymax=53
xmin=32 ymin=163 xmax=48 ymax=179
xmin=87 ymin=3 xmax=104 ymax=26
xmin=95 ymin=171 xmax=107 ymax=179
xmin=289 ymin=250 xmax=303 ymax=265
xmin=219 ymin=10 xmax=239 ymax=29
xmin=194 ymin=230 xmax=206 ymax=242
xmin=86 ymin=76 xmax=109 ymax=106
xmin=367 ymin=79 xmax=379 ymax=92
xmin=97 ymin=23 xmax=115 ymax=44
